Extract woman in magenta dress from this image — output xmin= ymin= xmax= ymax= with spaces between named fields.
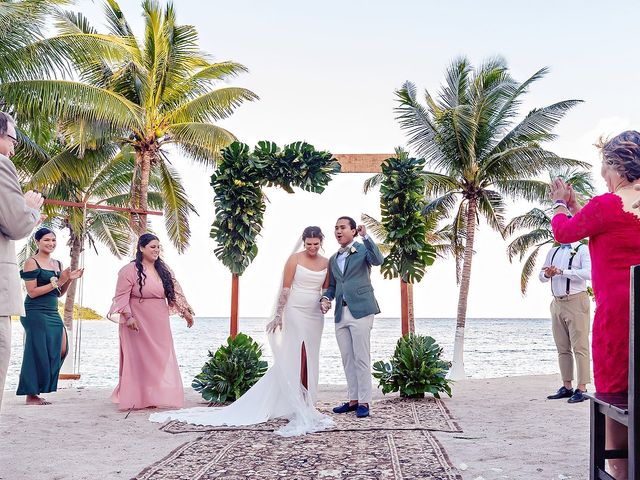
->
xmin=551 ymin=130 xmax=640 ymax=479
xmin=108 ymin=233 xmax=194 ymax=410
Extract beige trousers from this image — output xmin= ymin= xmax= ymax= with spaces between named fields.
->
xmin=335 ymin=307 xmax=374 ymax=404
xmin=550 ymin=292 xmax=591 ymax=385
xmin=0 ymin=316 xmax=11 ymax=412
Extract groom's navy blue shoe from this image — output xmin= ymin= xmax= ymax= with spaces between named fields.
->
xmin=332 ymin=402 xmax=358 ymax=414
xmin=356 ymin=404 xmax=370 ymax=418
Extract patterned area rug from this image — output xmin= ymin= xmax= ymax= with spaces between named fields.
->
xmin=159 ymin=397 xmax=461 ymax=434
xmin=136 ymin=429 xmax=461 ymax=480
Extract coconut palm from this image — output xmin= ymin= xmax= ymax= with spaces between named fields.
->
xmin=504 ymin=168 xmax=595 ymax=294
xmin=394 ymin=57 xmax=589 ymax=379
xmin=0 ymin=0 xmax=257 ymax=251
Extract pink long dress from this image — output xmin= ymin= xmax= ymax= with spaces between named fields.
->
xmin=552 ymin=193 xmax=640 ymax=393
xmin=108 ymin=262 xmax=192 ymax=410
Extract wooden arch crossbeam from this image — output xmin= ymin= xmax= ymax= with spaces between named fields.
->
xmin=334 ymin=154 xmax=390 ymax=173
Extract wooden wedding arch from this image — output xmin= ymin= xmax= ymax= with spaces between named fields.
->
xmin=226 ymin=153 xmax=414 ymax=338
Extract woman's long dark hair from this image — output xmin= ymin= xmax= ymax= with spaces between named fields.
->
xmin=134 ymin=233 xmax=176 ymax=304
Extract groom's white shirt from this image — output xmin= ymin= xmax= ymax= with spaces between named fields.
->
xmin=336 ymin=240 xmax=354 ymax=273
xmin=336 ymin=235 xmax=370 ymax=273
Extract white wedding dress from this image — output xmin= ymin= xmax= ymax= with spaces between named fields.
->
xmin=149 ymin=264 xmax=336 ymax=436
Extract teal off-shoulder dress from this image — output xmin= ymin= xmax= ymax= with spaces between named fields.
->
xmin=16 ymin=259 xmax=68 ymax=396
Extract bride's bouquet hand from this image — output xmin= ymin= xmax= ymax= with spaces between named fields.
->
xmin=266 ymin=315 xmax=283 ymax=333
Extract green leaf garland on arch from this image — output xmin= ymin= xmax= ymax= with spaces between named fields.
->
xmin=379 ymin=149 xmax=436 ymax=283
xmin=210 ymin=141 xmax=341 ymax=275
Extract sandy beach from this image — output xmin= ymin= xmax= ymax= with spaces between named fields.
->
xmin=0 ymin=374 xmax=589 ymax=480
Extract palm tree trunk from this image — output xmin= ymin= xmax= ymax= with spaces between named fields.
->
xmin=60 ymin=233 xmax=81 ymax=376
xmin=449 ymin=197 xmax=477 ymax=380
xmin=130 ymin=149 xmax=152 ymax=236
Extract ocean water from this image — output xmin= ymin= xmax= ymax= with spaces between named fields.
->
xmin=5 ymin=317 xmax=559 ymax=390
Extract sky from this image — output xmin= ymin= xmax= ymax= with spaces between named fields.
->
xmin=39 ymin=0 xmax=640 ymax=320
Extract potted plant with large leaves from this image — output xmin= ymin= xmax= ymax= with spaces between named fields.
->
xmin=192 ymin=333 xmax=268 ymax=403
xmin=373 ymin=333 xmax=452 ymax=398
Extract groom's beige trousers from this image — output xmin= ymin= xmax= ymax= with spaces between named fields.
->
xmin=0 ymin=316 xmax=11 ymax=411
xmin=335 ymin=306 xmax=374 ymax=404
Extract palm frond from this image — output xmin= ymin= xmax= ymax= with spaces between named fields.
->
xmin=157 ymin=161 xmax=196 ymax=252
xmin=520 ymin=246 xmax=547 ymax=295
xmin=0 ymin=80 xmax=143 ymax=129
xmin=506 ymin=229 xmax=554 ymax=262
xmin=167 ymin=122 xmax=236 ymax=166
xmin=166 ymin=87 xmax=258 ymax=124
xmin=86 ymin=210 xmax=131 ymax=257
xmin=363 ymin=173 xmax=383 ymax=193
xmin=503 ymin=208 xmax=551 ymax=238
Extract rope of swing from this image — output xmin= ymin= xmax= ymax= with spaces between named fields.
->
xmin=71 ymin=200 xmax=88 ymax=376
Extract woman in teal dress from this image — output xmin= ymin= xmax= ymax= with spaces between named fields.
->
xmin=17 ymin=228 xmax=83 ymax=405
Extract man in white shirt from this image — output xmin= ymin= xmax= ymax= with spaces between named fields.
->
xmin=539 ymin=241 xmax=592 ymax=403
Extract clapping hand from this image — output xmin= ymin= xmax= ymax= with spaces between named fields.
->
xmin=550 ymin=178 xmax=571 ymax=203
xmin=59 ymin=267 xmax=84 ymax=285
xmin=24 ymin=190 xmax=44 ymax=210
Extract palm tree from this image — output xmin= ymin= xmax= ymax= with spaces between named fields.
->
xmin=394 ymin=57 xmax=589 ymax=379
xmin=0 ymin=0 xmax=257 ymax=250
xmin=505 ymin=169 xmax=595 ymax=294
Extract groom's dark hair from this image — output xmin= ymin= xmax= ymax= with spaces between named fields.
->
xmin=337 ymin=216 xmax=357 ymax=231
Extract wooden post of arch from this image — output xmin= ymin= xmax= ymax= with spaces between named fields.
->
xmin=43 ymin=199 xmax=163 ymax=380
xmin=230 ymin=274 xmax=239 ymax=338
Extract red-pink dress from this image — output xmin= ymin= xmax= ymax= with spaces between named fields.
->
xmin=552 ymin=193 xmax=640 ymax=393
xmin=108 ymin=262 xmax=192 ymax=410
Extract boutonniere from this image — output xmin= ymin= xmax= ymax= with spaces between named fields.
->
xmin=569 ymin=247 xmax=577 ymax=256
xmin=349 ymin=246 xmax=357 ymax=255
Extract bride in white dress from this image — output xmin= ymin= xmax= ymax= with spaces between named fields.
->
xmin=150 ymin=226 xmax=336 ymax=436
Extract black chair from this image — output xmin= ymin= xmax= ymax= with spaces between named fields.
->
xmin=584 ymin=265 xmax=639 ymax=479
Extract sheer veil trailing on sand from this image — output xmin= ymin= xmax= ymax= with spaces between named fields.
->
xmin=149 ymin=238 xmax=335 ymax=436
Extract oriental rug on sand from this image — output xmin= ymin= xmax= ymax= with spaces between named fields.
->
xmin=135 ymin=429 xmax=461 ymax=480
xmin=136 ymin=397 xmax=462 ymax=480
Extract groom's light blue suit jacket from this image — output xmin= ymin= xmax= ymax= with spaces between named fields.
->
xmin=322 ymin=237 xmax=384 ymax=323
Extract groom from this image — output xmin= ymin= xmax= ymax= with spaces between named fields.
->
xmin=321 ymin=216 xmax=384 ymax=418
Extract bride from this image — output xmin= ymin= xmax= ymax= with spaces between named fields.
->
xmin=150 ymin=226 xmax=336 ymax=436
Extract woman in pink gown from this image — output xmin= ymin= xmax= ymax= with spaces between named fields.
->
xmin=108 ymin=234 xmax=194 ymax=410
xmin=551 ymin=130 xmax=640 ymax=479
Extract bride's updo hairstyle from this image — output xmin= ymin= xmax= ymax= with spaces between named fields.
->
xmin=597 ymin=130 xmax=640 ymax=182
xmin=302 ymin=226 xmax=324 ymax=242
